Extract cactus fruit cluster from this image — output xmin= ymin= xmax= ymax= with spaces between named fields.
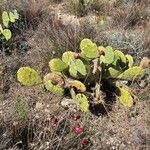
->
xmin=17 ymin=38 xmax=148 ymax=112
xmin=0 ymin=10 xmax=19 ymax=40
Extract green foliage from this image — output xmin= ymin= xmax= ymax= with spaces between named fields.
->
xmin=68 ymin=59 xmax=87 ymax=78
xmin=43 ymin=73 xmax=64 ymax=96
xmin=126 ymin=54 xmax=133 ymax=67
xmin=49 ymin=58 xmax=68 ymax=72
xmin=117 ymin=87 xmax=133 ymax=107
xmin=17 ymin=38 xmax=147 ymax=112
xmin=2 ymin=29 xmax=12 ymax=41
xmin=62 ymin=51 xmax=74 ymax=64
xmin=0 ymin=10 xmax=19 ymax=40
xmin=2 ymin=11 xmax=9 ymax=28
xmin=103 ymin=67 xmax=121 ymax=79
xmin=75 ymin=93 xmax=89 ymax=112
xmin=80 ymin=38 xmax=99 ymax=59
xmin=66 ymin=80 xmax=86 ymax=92
xmin=17 ymin=67 xmax=42 ymax=86
xmin=118 ymin=66 xmax=145 ymax=81
xmin=100 ymin=46 xmax=115 ymax=64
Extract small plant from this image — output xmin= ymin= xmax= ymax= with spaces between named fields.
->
xmin=68 ymin=0 xmax=94 ymax=16
xmin=17 ymin=38 xmax=148 ymax=112
xmin=0 ymin=10 xmax=19 ymax=40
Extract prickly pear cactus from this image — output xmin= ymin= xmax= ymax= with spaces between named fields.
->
xmin=43 ymin=73 xmax=64 ymax=96
xmin=80 ymin=38 xmax=99 ymax=59
xmin=112 ymin=50 xmax=127 ymax=70
xmin=126 ymin=54 xmax=133 ymax=68
xmin=62 ymin=51 xmax=74 ymax=64
xmin=2 ymin=29 xmax=12 ymax=41
xmin=16 ymin=38 xmax=148 ymax=112
xmin=103 ymin=67 xmax=121 ymax=79
xmin=66 ymin=80 xmax=86 ymax=92
xmin=1 ymin=10 xmax=19 ymax=40
xmin=49 ymin=58 xmax=68 ymax=72
xmin=2 ymin=11 xmax=10 ymax=28
xmin=69 ymin=59 xmax=87 ymax=78
xmin=114 ymin=50 xmax=126 ymax=64
xmin=100 ymin=46 xmax=115 ymax=64
xmin=17 ymin=67 xmax=42 ymax=86
xmin=117 ymin=87 xmax=133 ymax=107
xmin=118 ymin=66 xmax=145 ymax=81
xmin=9 ymin=10 xmax=19 ymax=23
xmin=75 ymin=93 xmax=89 ymax=112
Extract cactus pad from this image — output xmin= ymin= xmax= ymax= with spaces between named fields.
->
xmin=126 ymin=54 xmax=133 ymax=68
xmin=2 ymin=29 xmax=12 ymax=41
xmin=17 ymin=67 xmax=42 ymax=86
xmin=80 ymin=38 xmax=99 ymax=59
xmin=9 ymin=10 xmax=19 ymax=23
xmin=0 ymin=24 xmax=3 ymax=33
xmin=118 ymin=66 xmax=145 ymax=81
xmin=43 ymin=74 xmax=64 ymax=96
xmin=2 ymin=11 xmax=10 ymax=27
xmin=62 ymin=51 xmax=74 ymax=64
xmin=49 ymin=58 xmax=68 ymax=72
xmin=67 ymin=80 xmax=86 ymax=92
xmin=75 ymin=93 xmax=89 ymax=112
xmin=75 ymin=59 xmax=87 ymax=75
xmin=117 ymin=87 xmax=133 ymax=107
xmin=100 ymin=46 xmax=114 ymax=64
xmin=114 ymin=50 xmax=126 ymax=64
xmin=103 ymin=67 xmax=121 ymax=79
xmin=69 ymin=59 xmax=87 ymax=78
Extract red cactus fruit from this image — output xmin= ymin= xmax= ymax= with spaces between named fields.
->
xmin=74 ymin=125 xmax=83 ymax=134
xmin=50 ymin=115 xmax=58 ymax=127
xmin=99 ymin=50 xmax=105 ymax=56
xmin=81 ymin=138 xmax=89 ymax=146
xmin=72 ymin=114 xmax=80 ymax=121
xmin=74 ymin=52 xmax=80 ymax=59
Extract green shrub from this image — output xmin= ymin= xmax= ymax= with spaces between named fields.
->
xmin=17 ymin=38 xmax=147 ymax=112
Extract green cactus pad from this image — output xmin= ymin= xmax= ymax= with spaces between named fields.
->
xmin=103 ymin=67 xmax=121 ymax=79
xmin=62 ymin=51 xmax=74 ymax=64
xmin=75 ymin=59 xmax=87 ymax=75
xmin=69 ymin=66 xmax=78 ymax=78
xmin=69 ymin=59 xmax=87 ymax=78
xmin=17 ymin=67 xmax=42 ymax=86
xmin=114 ymin=50 xmax=126 ymax=63
xmin=9 ymin=10 xmax=19 ymax=23
xmin=80 ymin=38 xmax=99 ymax=59
xmin=66 ymin=80 xmax=86 ymax=92
xmin=98 ymin=46 xmax=105 ymax=52
xmin=117 ymin=87 xmax=133 ymax=107
xmin=49 ymin=58 xmax=68 ymax=72
xmin=43 ymin=74 xmax=64 ymax=96
xmin=2 ymin=29 xmax=12 ymax=41
xmin=111 ymin=50 xmax=127 ymax=70
xmin=100 ymin=46 xmax=114 ymax=64
xmin=70 ymin=88 xmax=76 ymax=99
xmin=43 ymin=73 xmax=64 ymax=86
xmin=75 ymin=93 xmax=89 ymax=112
xmin=2 ymin=11 xmax=10 ymax=28
xmin=126 ymin=54 xmax=134 ymax=68
xmin=0 ymin=24 xmax=3 ymax=33
xmin=118 ymin=66 xmax=145 ymax=81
